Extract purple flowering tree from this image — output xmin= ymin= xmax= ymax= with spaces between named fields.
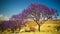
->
xmin=0 ymin=18 xmax=26 ymax=32
xmin=21 ymin=4 xmax=58 ymax=31
xmin=9 ymin=4 xmax=58 ymax=32
xmin=9 ymin=13 xmax=26 ymax=32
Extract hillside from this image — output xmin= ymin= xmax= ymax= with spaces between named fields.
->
xmin=20 ymin=19 xmax=60 ymax=32
xmin=40 ymin=19 xmax=60 ymax=32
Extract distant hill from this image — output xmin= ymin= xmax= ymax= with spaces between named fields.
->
xmin=0 ymin=14 xmax=9 ymax=21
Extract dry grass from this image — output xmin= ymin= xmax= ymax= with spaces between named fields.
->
xmin=0 ymin=19 xmax=60 ymax=34
xmin=0 ymin=32 xmax=60 ymax=34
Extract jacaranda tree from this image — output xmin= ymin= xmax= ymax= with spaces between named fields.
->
xmin=9 ymin=4 xmax=58 ymax=32
xmin=21 ymin=4 xmax=58 ymax=31
xmin=9 ymin=14 xmax=26 ymax=32
xmin=0 ymin=18 xmax=26 ymax=32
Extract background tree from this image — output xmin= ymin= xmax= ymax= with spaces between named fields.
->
xmin=0 ymin=18 xmax=26 ymax=33
xmin=9 ymin=13 xmax=26 ymax=32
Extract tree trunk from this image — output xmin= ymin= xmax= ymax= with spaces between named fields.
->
xmin=38 ymin=24 xmax=40 ymax=32
xmin=34 ymin=20 xmax=40 ymax=32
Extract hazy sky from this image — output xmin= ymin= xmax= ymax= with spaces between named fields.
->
xmin=0 ymin=0 xmax=60 ymax=18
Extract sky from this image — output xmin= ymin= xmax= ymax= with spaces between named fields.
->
xmin=0 ymin=0 xmax=60 ymax=18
